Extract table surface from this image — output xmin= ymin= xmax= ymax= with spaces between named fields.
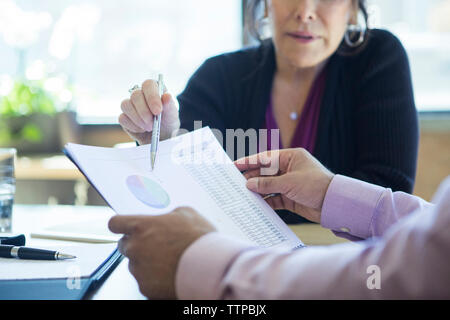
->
xmin=6 ymin=205 xmax=349 ymax=300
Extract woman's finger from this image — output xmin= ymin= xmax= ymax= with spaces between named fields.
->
xmin=130 ymin=89 xmax=154 ymax=131
xmin=142 ymin=79 xmax=163 ymax=117
xmin=121 ymin=98 xmax=148 ymax=131
xmin=119 ymin=113 xmax=146 ymax=134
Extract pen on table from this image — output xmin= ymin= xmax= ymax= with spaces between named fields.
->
xmin=150 ymin=73 xmax=164 ymax=171
xmin=0 ymin=244 xmax=76 ymax=260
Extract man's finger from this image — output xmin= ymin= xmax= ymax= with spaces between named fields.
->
xmin=246 ymin=176 xmax=285 ymax=195
xmin=117 ymin=235 xmax=129 ymax=255
xmin=108 ymin=215 xmax=146 ymax=235
xmin=234 ymin=151 xmax=279 ymax=171
xmin=265 ymin=194 xmax=285 ymax=210
xmin=243 ymin=167 xmax=283 ymax=180
xmin=243 ymin=169 xmax=262 ymax=180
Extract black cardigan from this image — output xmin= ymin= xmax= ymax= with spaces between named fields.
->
xmin=178 ymin=29 xmax=419 ymax=223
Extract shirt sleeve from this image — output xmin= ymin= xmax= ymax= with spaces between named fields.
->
xmin=175 ymin=177 xmax=450 ymax=299
xmin=320 ymin=175 xmax=432 ymax=241
xmin=175 ymin=233 xmax=256 ymax=299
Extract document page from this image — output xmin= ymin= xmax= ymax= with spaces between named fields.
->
xmin=65 ymin=127 xmax=304 ymax=250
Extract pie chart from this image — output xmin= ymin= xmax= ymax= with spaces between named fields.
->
xmin=126 ymin=175 xmax=170 ymax=209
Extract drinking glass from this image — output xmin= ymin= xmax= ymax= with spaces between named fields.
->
xmin=0 ymin=148 xmax=16 ymax=233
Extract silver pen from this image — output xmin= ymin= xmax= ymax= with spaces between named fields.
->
xmin=150 ymin=74 xmax=164 ymax=170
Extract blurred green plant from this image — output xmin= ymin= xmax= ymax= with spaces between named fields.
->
xmin=0 ymin=80 xmax=57 ymax=116
xmin=0 ymin=79 xmax=60 ymax=144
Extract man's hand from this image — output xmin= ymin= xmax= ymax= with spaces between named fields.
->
xmin=108 ymin=207 xmax=216 ymax=299
xmin=235 ymin=148 xmax=335 ymax=223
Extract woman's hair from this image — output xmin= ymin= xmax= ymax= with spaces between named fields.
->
xmin=245 ymin=0 xmax=370 ymax=46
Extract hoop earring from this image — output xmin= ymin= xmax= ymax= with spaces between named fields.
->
xmin=345 ymin=24 xmax=365 ymax=48
xmin=256 ymin=2 xmax=271 ymax=40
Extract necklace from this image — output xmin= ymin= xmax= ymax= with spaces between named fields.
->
xmin=290 ymin=112 xmax=299 ymax=121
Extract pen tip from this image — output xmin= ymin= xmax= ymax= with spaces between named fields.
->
xmin=58 ymin=253 xmax=77 ymax=260
xmin=151 ymin=154 xmax=155 ymax=171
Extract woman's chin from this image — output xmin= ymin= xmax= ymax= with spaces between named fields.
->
xmin=285 ymin=55 xmax=328 ymax=70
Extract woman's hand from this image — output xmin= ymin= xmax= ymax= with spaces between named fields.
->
xmin=119 ymin=79 xmax=181 ymax=145
xmin=235 ymin=149 xmax=335 ymax=223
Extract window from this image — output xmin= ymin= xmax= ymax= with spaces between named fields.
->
xmin=2 ymin=1 xmax=448 ymax=119
xmin=368 ymin=0 xmax=450 ymax=112
xmin=0 ymin=0 xmax=243 ymax=123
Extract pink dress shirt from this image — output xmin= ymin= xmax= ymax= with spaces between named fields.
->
xmin=175 ymin=175 xmax=450 ymax=299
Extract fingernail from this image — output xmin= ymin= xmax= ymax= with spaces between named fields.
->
xmin=246 ymin=178 xmax=258 ymax=191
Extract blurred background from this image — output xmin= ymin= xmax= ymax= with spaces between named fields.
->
xmin=0 ymin=0 xmax=449 ymax=206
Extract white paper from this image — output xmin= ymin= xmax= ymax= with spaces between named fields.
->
xmin=0 ymin=243 xmax=117 ymax=280
xmin=31 ymin=217 xmax=121 ymax=243
xmin=65 ymin=127 xmax=304 ymax=250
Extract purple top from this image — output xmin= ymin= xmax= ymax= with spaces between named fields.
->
xmin=264 ymin=68 xmax=327 ymax=154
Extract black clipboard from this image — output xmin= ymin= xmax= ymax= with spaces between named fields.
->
xmin=0 ymin=248 xmax=123 ymax=300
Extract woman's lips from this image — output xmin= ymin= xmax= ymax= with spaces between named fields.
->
xmin=287 ymin=31 xmax=320 ymax=44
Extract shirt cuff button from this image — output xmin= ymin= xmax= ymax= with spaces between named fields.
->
xmin=340 ymin=227 xmax=351 ymax=233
